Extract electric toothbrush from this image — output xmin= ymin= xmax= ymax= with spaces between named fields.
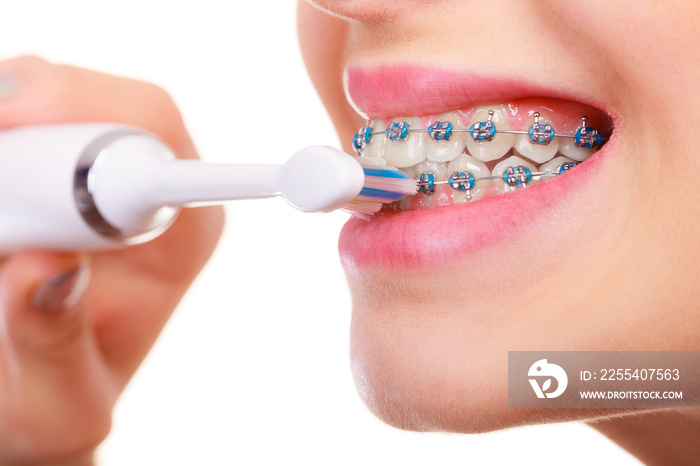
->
xmin=0 ymin=123 xmax=415 ymax=252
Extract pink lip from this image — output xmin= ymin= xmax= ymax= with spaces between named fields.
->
xmin=344 ymin=65 xmax=604 ymax=120
xmin=338 ymin=64 xmax=612 ymax=270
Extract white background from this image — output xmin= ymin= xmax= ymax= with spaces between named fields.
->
xmin=0 ymin=2 xmax=641 ymax=465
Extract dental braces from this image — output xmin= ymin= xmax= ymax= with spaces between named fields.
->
xmin=353 ymin=113 xmax=605 ymax=156
xmin=413 ymin=161 xmax=579 ymax=199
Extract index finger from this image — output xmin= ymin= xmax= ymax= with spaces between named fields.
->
xmin=0 ymin=56 xmax=197 ymax=159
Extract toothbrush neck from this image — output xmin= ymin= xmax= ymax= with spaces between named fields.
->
xmin=149 ymin=159 xmax=283 ymax=207
xmin=90 ymin=137 xmax=284 ymax=236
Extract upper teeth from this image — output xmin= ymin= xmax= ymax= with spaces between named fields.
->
xmin=353 ymin=108 xmax=604 ymax=163
xmin=426 ymin=112 xmax=467 ymax=162
xmin=465 ymin=105 xmax=515 ymax=162
xmin=513 ymin=111 xmax=560 ymax=164
xmin=384 ymin=117 xmax=427 ymax=168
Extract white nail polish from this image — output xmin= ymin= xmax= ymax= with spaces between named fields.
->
xmin=0 ymin=73 xmax=19 ymax=99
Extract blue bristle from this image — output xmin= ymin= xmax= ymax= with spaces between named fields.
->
xmin=362 ymin=167 xmax=408 ymax=179
xmin=359 ymin=187 xmax=407 ymax=201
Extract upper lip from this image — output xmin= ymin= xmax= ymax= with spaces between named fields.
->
xmin=343 ymin=64 xmax=609 ymax=121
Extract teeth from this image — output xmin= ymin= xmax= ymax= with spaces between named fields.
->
xmin=465 ymin=106 xmax=515 ymax=162
xmin=384 ymin=117 xmax=427 ymax=168
xmin=513 ymin=112 xmax=559 ymax=164
xmin=426 ymin=112 xmax=467 ymax=163
xmin=539 ymin=155 xmax=575 ymax=173
xmin=402 ymin=165 xmax=417 ymax=179
xmin=559 ymin=137 xmax=596 ymax=162
xmin=414 ymin=159 xmax=448 ymax=180
xmin=366 ymin=103 xmax=610 ymax=213
xmin=413 ymin=160 xmax=447 ymax=208
xmin=362 ymin=120 xmax=386 ymax=159
xmin=399 ymin=165 xmax=417 ymax=210
xmin=447 ymin=153 xmax=490 ymax=203
xmin=491 ymin=155 xmax=538 ymax=194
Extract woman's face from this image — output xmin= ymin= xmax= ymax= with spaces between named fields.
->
xmin=298 ymin=0 xmax=700 ymax=431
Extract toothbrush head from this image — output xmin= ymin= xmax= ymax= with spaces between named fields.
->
xmin=280 ymin=146 xmax=418 ymax=217
xmin=342 ymin=156 xmax=418 ymax=220
xmin=281 ymin=146 xmax=365 ymax=213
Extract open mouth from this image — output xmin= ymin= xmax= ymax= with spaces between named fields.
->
xmin=352 ymin=97 xmax=613 ymax=212
xmin=338 ymin=65 xmax=618 ymax=269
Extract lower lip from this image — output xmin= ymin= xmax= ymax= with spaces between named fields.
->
xmin=338 ymin=147 xmax=608 ymax=270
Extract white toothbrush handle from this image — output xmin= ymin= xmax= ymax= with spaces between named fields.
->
xmin=0 ymin=123 xmax=179 ymax=252
xmin=0 ymin=123 xmax=363 ymax=252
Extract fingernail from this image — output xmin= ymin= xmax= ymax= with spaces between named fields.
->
xmin=32 ymin=265 xmax=90 ymax=312
xmin=0 ymin=73 xmax=18 ymax=99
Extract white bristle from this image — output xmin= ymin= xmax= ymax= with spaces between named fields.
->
xmin=343 ymin=201 xmax=382 ymax=220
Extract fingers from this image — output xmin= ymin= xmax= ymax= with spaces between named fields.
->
xmin=0 ymin=250 xmax=91 ymax=365
xmin=0 ymin=251 xmax=114 ymax=457
xmin=0 ymin=55 xmax=225 ymax=385
xmin=0 ymin=55 xmax=224 ymax=281
xmin=0 ymin=55 xmax=197 ymax=158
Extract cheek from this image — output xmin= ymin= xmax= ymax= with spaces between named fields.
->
xmin=545 ymin=1 xmax=698 ymax=96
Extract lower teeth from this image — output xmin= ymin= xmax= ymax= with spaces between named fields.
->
xmin=378 ymin=158 xmax=581 ymax=213
xmin=409 ymin=159 xmax=577 ymax=200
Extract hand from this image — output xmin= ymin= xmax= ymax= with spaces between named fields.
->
xmin=0 ymin=56 xmax=224 ymax=465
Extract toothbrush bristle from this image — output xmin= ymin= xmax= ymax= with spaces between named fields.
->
xmin=343 ymin=157 xmax=418 ymax=220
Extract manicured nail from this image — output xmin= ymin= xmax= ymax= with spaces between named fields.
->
xmin=32 ymin=265 xmax=90 ymax=312
xmin=0 ymin=73 xmax=19 ymax=99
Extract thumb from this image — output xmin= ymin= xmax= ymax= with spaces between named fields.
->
xmin=0 ymin=251 xmax=91 ymax=362
xmin=0 ymin=252 xmax=114 ymax=463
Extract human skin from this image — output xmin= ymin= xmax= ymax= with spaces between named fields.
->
xmin=297 ymin=1 xmax=700 ymax=464
xmin=0 ymin=57 xmax=224 ymax=465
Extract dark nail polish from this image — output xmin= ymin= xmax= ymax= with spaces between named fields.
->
xmin=32 ymin=265 xmax=90 ymax=311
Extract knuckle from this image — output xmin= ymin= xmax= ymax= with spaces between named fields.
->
xmin=0 ymin=56 xmax=192 ymax=153
xmin=134 ymin=82 xmax=192 ymax=149
xmin=4 ymin=54 xmax=51 ymax=70
xmin=140 ymin=82 xmax=183 ymax=122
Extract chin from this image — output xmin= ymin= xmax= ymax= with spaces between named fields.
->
xmin=346 ymin=272 xmax=653 ymax=433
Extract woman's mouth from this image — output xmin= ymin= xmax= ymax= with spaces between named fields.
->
xmin=353 ymin=97 xmax=612 ymax=210
xmin=338 ymin=65 xmax=617 ymax=270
